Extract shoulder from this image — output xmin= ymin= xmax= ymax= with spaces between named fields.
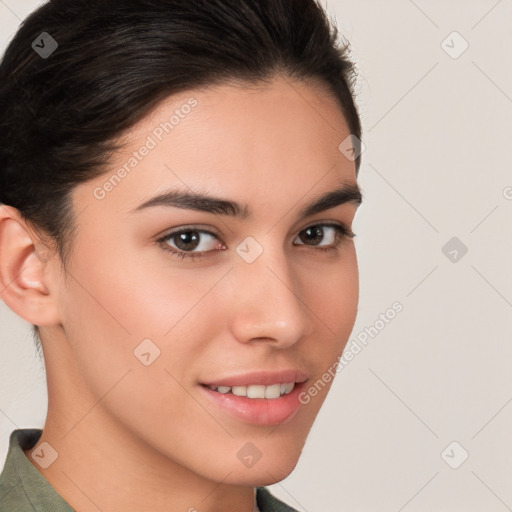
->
xmin=0 ymin=429 xmax=36 ymax=511
xmin=0 ymin=428 xmax=73 ymax=512
xmin=256 ymin=486 xmax=300 ymax=512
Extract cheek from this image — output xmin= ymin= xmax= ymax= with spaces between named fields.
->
xmin=305 ymin=246 xmax=359 ymax=335
xmin=56 ymin=249 xmax=219 ymax=437
xmin=62 ymin=238 xmax=214 ymax=334
xmin=58 ymin=245 xmax=226 ymax=385
xmin=297 ymin=247 xmax=359 ymax=379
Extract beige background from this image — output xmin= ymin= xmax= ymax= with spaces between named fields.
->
xmin=1 ymin=0 xmax=511 ymax=510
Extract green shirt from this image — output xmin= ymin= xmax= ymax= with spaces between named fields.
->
xmin=0 ymin=429 xmax=298 ymax=512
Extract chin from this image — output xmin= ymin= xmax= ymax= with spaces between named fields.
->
xmin=221 ymin=454 xmax=301 ymax=487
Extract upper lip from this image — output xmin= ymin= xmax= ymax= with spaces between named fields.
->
xmin=200 ymin=369 xmax=309 ymax=387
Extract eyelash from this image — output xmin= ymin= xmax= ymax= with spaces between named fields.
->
xmin=156 ymin=223 xmax=355 ymax=261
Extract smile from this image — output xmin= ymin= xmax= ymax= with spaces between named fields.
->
xmin=204 ymin=382 xmax=295 ymax=399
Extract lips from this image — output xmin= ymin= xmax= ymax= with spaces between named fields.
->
xmin=200 ymin=381 xmax=307 ymax=426
xmin=198 ymin=369 xmax=309 ymax=425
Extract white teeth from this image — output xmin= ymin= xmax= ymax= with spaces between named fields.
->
xmin=207 ymin=382 xmax=296 ymax=399
xmin=231 ymin=386 xmax=247 ymax=397
xmin=247 ymin=385 xmax=266 ymax=399
xmin=264 ymin=383 xmax=281 ymax=399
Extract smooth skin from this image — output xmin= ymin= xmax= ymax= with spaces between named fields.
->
xmin=0 ymin=74 xmax=361 ymax=512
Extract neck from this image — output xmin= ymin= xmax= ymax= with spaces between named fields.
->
xmin=25 ymin=410 xmax=257 ymax=512
xmin=25 ymin=332 xmax=257 ymax=512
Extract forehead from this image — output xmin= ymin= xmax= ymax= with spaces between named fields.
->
xmin=74 ymin=75 xmax=356 ymax=217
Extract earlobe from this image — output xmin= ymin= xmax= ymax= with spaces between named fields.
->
xmin=0 ymin=204 xmax=61 ymax=326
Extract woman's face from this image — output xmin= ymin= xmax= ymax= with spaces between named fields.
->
xmin=46 ymin=75 xmax=361 ymax=485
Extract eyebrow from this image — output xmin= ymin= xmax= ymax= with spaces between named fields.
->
xmin=129 ymin=182 xmax=362 ymax=220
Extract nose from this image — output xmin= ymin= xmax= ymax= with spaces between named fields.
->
xmin=228 ymin=247 xmax=313 ymax=348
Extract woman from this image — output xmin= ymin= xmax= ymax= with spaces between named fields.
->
xmin=0 ymin=0 xmax=363 ymax=510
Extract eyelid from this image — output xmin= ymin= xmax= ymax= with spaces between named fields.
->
xmin=156 ymin=221 xmax=354 ymax=243
xmin=301 ymin=221 xmax=355 ymax=238
xmin=155 ymin=221 xmax=355 ymax=260
xmin=155 ymin=225 xmax=223 ymax=259
xmin=155 ymin=224 xmax=222 ymax=242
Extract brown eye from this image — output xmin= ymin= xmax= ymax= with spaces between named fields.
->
xmin=294 ymin=224 xmax=354 ymax=248
xmin=157 ymin=228 xmax=224 ymax=259
xmin=172 ymin=231 xmax=201 ymax=251
xmin=297 ymin=225 xmax=327 ymax=246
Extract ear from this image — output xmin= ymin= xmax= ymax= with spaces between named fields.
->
xmin=0 ymin=204 xmax=61 ymax=327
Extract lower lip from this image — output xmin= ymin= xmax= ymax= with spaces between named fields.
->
xmin=199 ymin=382 xmax=306 ymax=426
